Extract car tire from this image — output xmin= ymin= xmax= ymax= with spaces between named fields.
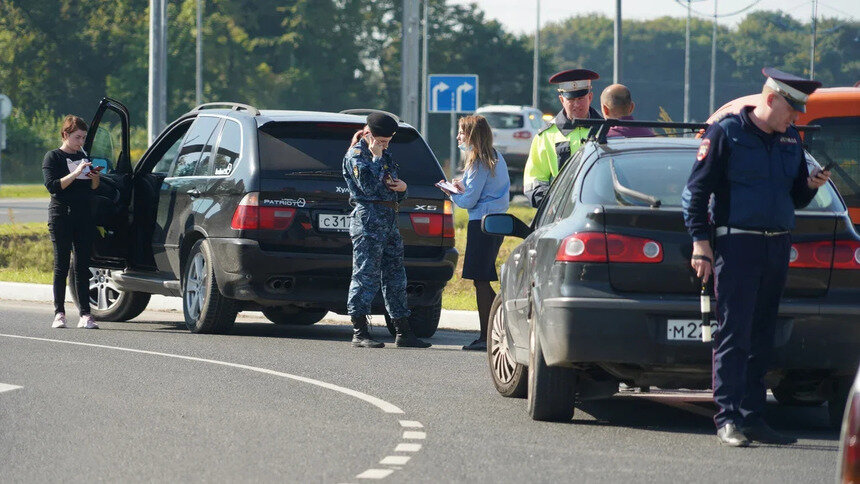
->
xmin=527 ymin=310 xmax=577 ymax=422
xmin=384 ymin=302 xmax=441 ymax=338
xmin=69 ymin=263 xmax=151 ymax=322
xmin=182 ymin=239 xmax=237 ymax=334
xmin=488 ymin=295 xmax=527 ymax=398
xmin=263 ymin=307 xmax=327 ymax=326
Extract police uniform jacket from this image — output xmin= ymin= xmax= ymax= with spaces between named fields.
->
xmin=682 ymin=106 xmax=818 ymax=242
xmin=523 ymin=107 xmax=602 ymax=207
xmin=342 ymin=138 xmax=407 ymax=205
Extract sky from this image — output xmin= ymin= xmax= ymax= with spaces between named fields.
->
xmin=447 ymin=0 xmax=859 ymax=33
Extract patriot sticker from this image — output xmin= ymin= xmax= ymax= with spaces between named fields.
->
xmin=696 ymin=139 xmax=711 ymax=161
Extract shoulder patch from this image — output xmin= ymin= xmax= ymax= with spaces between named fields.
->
xmin=696 ymin=139 xmax=711 ymax=161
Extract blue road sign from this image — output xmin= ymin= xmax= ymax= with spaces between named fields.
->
xmin=428 ymin=74 xmax=479 ymax=113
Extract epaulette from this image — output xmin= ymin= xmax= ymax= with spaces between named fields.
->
xmin=537 ymin=123 xmax=555 ymax=136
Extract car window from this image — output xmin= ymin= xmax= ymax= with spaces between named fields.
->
xmin=89 ymin=109 xmax=124 ymax=174
xmin=804 ymin=116 xmax=860 ymax=210
xmin=536 ymin=150 xmax=583 ymax=226
xmin=555 ymin=151 xmax=588 ymax=220
xmin=482 ymin=112 xmax=524 ymax=129
xmin=171 ymin=116 xmax=220 ymax=177
xmin=210 ymin=119 xmax=242 ymax=176
xmin=151 ymin=123 xmax=191 ymax=175
xmin=581 ymin=149 xmax=846 ymax=212
xmin=527 ymin=112 xmax=544 ymax=130
xmin=257 ymin=122 xmax=445 ymax=184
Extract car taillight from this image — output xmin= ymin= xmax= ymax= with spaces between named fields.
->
xmin=840 ymin=389 xmax=860 ymax=482
xmin=410 ymin=213 xmax=443 ymax=237
xmin=231 ymin=192 xmax=296 ymax=230
xmin=833 ymin=240 xmax=860 ymax=270
xmin=443 ymin=200 xmax=455 ymax=238
xmin=790 ymin=240 xmax=860 ymax=270
xmin=513 ymin=130 xmax=532 ymax=139
xmin=556 ymin=232 xmax=663 ymax=263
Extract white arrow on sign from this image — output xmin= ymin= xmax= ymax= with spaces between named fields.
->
xmin=455 ymin=82 xmax=474 ymax=112
xmin=431 ymin=81 xmax=450 ymax=112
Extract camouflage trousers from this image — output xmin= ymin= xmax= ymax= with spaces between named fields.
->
xmin=347 ymin=204 xmax=410 ymax=319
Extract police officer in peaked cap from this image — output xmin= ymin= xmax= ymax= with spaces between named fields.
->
xmin=523 ymin=68 xmax=603 ymax=208
xmin=343 ymin=112 xmax=431 ymax=349
xmin=682 ymin=68 xmax=831 ymax=447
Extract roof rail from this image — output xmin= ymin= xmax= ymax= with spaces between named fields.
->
xmin=339 ymin=109 xmax=401 ymax=123
xmin=192 ymin=102 xmax=261 ymax=116
xmin=572 ymin=119 xmax=708 ymax=144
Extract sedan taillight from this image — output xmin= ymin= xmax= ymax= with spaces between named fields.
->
xmin=556 ymin=232 xmax=663 ymax=264
xmin=512 ymin=130 xmax=532 ymax=139
xmin=231 ymin=192 xmax=296 ymax=230
xmin=790 ymin=240 xmax=860 ymax=270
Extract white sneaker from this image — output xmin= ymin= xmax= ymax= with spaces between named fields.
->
xmin=77 ymin=314 xmax=99 ymax=329
xmin=52 ymin=313 xmax=67 ymax=329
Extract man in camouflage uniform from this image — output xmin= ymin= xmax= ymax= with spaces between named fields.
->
xmin=343 ymin=112 xmax=431 ymax=348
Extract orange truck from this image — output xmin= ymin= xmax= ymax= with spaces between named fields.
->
xmin=707 ymin=86 xmax=860 ymax=227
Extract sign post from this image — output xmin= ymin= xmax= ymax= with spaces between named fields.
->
xmin=0 ymin=94 xmax=12 ymax=188
xmin=428 ymin=74 xmax=478 ymax=176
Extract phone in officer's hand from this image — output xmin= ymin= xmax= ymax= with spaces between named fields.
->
xmin=822 ymin=161 xmax=837 ymax=171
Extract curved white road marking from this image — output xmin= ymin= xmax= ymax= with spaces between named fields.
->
xmin=2 ymin=333 xmax=430 ymax=481
xmin=0 ymin=333 xmax=403 ymax=414
xmin=0 ymin=383 xmax=22 ymax=393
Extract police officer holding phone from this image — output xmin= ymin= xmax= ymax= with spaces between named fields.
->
xmin=342 ymin=112 xmax=430 ymax=349
xmin=682 ymin=68 xmax=831 ymax=447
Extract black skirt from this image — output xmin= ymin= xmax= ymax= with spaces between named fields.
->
xmin=462 ymin=219 xmax=504 ymax=281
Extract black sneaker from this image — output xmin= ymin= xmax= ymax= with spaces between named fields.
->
xmin=462 ymin=338 xmax=487 ymax=351
xmin=740 ymin=422 xmax=796 ymax=445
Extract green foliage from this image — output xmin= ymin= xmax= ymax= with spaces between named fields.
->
xmin=0 ymin=223 xmax=54 ymax=278
xmin=0 ymin=184 xmax=49 ymax=198
xmin=2 ymin=108 xmax=65 ymax=183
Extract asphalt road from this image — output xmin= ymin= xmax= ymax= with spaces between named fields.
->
xmin=0 ymin=198 xmax=49 ymax=224
xmin=0 ymin=301 xmax=841 ymax=483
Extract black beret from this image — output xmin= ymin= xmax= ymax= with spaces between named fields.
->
xmin=367 ymin=112 xmax=398 ymax=137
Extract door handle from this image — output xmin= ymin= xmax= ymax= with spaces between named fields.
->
xmin=187 ymin=188 xmax=201 ymax=198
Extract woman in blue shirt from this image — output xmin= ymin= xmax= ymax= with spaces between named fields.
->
xmin=440 ymin=115 xmax=510 ymax=351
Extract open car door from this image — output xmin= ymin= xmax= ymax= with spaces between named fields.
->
xmin=83 ymin=97 xmax=133 ymax=268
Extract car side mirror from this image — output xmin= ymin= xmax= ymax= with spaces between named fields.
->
xmin=481 ymin=213 xmax=532 ymax=239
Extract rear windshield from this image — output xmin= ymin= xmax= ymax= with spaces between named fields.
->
xmin=581 ymin=149 xmax=845 ymax=212
xmin=482 ymin=112 xmax=524 ymax=129
xmin=258 ymin=122 xmax=444 ymax=184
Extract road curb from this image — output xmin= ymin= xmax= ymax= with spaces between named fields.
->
xmin=0 ymin=281 xmax=478 ymax=332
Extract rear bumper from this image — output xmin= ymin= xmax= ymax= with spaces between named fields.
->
xmin=537 ymin=295 xmax=860 ymax=372
xmin=207 ymin=237 xmax=457 ymax=311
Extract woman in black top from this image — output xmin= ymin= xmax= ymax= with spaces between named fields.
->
xmin=42 ymin=115 xmax=101 ymax=329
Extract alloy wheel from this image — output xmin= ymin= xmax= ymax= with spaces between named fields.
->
xmin=491 ymin=302 xmax=517 ymax=384
xmin=88 ymin=268 xmax=122 ymax=311
xmin=185 ymin=253 xmax=207 ymax=321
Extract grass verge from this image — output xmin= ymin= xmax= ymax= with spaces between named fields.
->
xmin=0 ymin=184 xmax=49 ymax=198
xmin=0 ymin=204 xmax=538 ymax=311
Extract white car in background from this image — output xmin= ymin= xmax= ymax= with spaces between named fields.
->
xmin=475 ymin=105 xmax=547 ymax=195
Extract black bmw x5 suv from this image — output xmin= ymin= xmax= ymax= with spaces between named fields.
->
xmin=71 ymin=98 xmax=457 ymax=336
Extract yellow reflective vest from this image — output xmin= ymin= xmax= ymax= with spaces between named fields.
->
xmin=523 ymin=108 xmax=602 ymax=207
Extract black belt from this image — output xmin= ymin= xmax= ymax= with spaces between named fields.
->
xmin=715 ymin=226 xmax=789 ymax=237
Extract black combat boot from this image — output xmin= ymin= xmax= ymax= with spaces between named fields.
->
xmin=351 ymin=315 xmax=384 ymax=348
xmin=393 ymin=317 xmax=431 ymax=348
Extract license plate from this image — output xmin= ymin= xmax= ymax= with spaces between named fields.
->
xmin=318 ymin=213 xmax=352 ymax=232
xmin=667 ymin=319 xmax=718 ymax=341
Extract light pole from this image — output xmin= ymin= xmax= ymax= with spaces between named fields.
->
xmin=401 ymin=0 xmax=420 ymax=127
xmin=420 ymin=0 xmax=429 ymax=137
xmin=148 ymin=0 xmax=167 ymax=143
xmin=614 ymin=0 xmax=621 ymax=84
xmin=683 ymin=0 xmax=691 ymax=122
xmin=709 ymin=0 xmax=717 ymax=114
xmin=532 ymin=0 xmax=540 ymax=108
xmin=196 ymin=0 xmax=203 ymax=106
xmin=810 ymin=0 xmax=818 ymax=78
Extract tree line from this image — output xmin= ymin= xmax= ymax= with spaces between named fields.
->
xmin=0 ymin=0 xmax=856 ymax=182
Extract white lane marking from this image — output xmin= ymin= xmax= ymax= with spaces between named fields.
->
xmin=0 ymin=333 xmax=403 ymax=414
xmin=0 ymin=383 xmax=22 ymax=393
xmin=356 ymin=469 xmax=394 ymax=479
xmin=402 ymin=431 xmax=426 ymax=440
xmin=380 ymin=456 xmax=410 ymax=465
xmin=394 ymin=443 xmax=422 ymax=452
xmin=398 ymin=420 xmax=423 ymax=428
